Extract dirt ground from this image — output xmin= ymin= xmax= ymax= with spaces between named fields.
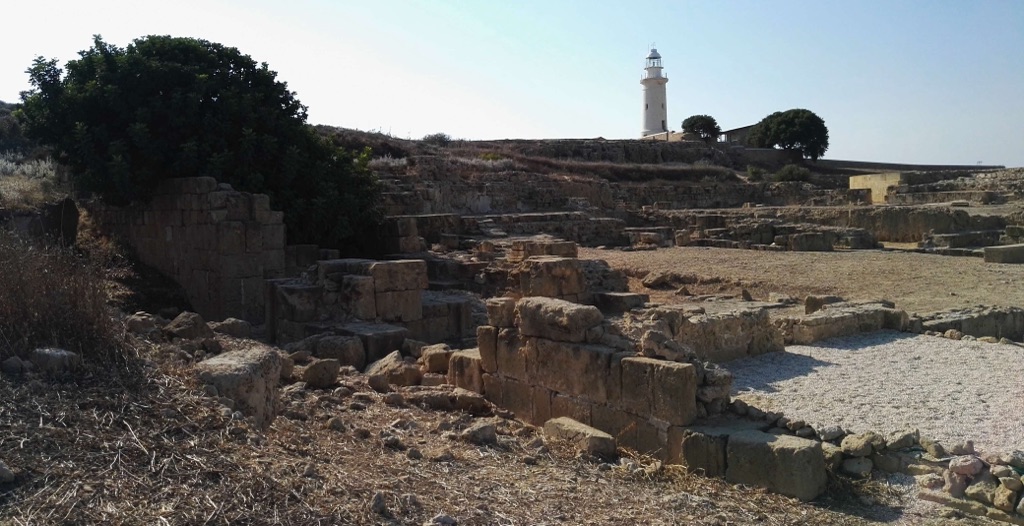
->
xmin=580 ymin=246 xmax=1024 ymax=316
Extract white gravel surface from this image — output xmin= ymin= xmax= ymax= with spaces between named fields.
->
xmin=728 ymin=330 xmax=1024 ymax=455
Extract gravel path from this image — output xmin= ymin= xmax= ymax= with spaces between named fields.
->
xmin=727 ymin=331 xmax=1024 ymax=455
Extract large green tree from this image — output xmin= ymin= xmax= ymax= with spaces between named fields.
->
xmin=18 ymin=35 xmax=381 ymax=250
xmin=681 ymin=114 xmax=721 ymax=143
xmin=747 ymin=108 xmax=829 ymax=160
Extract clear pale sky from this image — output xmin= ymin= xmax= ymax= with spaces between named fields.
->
xmin=2 ymin=0 xmax=1022 ymax=166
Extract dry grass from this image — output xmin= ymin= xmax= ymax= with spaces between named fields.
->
xmin=0 ymin=330 xmax=931 ymax=525
xmin=0 ymin=152 xmax=66 ymax=211
xmin=0 ymin=230 xmax=129 ymax=364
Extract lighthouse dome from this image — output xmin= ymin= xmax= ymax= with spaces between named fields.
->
xmin=646 ymin=48 xmax=662 ymax=60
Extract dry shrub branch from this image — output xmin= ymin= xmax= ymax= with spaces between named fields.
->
xmin=0 ymin=230 xmax=125 ymax=363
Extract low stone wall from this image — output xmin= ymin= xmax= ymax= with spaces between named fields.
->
xmin=88 ymin=177 xmax=286 ymax=322
xmin=774 ymin=302 xmax=911 ymax=345
xmin=265 ymin=258 xmax=473 ymax=347
xmin=619 ymin=305 xmax=784 ymax=363
xmin=0 ymin=198 xmax=79 ymax=246
xmin=920 ymin=306 xmax=1024 ymax=341
xmin=888 ymin=190 xmax=1003 ymax=206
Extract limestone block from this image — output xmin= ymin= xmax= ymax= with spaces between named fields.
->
xmin=251 ymin=194 xmax=271 ymax=223
xmin=477 ymin=326 xmax=498 ymax=373
xmin=420 ymin=344 xmax=454 ymax=373
xmin=515 ymin=256 xmax=586 ymax=297
xmin=591 ymin=404 xmax=638 ymax=447
xmin=550 ymin=394 xmax=591 ymax=427
xmin=594 ymin=292 xmax=649 ymax=314
xmin=725 ymin=430 xmax=828 ymax=502
xmin=619 ymin=356 xmax=658 ymax=416
xmin=532 ymin=385 xmax=552 ymax=425
xmin=224 ymin=192 xmax=252 ymax=221
xmin=337 ymin=322 xmax=409 ymax=363
xmin=482 ymin=373 xmax=502 ymax=406
xmin=274 ymin=283 xmax=323 ymax=323
xmin=486 ymin=297 xmax=517 ymax=328
xmin=28 ymin=348 xmax=82 ymax=376
xmin=311 ymin=335 xmax=366 ymax=370
xmin=984 ymin=244 xmax=1024 ymax=264
xmin=499 ymin=376 xmax=534 ymax=422
xmin=495 ymin=328 xmax=527 ymax=380
xmin=650 ymin=360 xmax=697 ymax=426
xmin=165 ymin=311 xmax=215 ymax=340
xmin=544 ymin=417 xmax=616 ymax=457
xmin=218 ymin=221 xmax=245 ymax=255
xmin=196 ymin=348 xmax=282 ymax=428
xmin=375 ymin=290 xmax=423 ymax=323
xmin=530 ymin=338 xmax=617 ymax=403
xmin=340 ymin=275 xmax=376 ymax=320
xmin=515 ymin=297 xmax=603 ymax=343
xmin=447 ymin=349 xmax=483 ymax=394
xmin=369 ymin=260 xmax=428 ymax=292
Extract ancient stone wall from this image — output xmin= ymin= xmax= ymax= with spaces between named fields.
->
xmin=265 ymin=258 xmax=473 ymax=348
xmin=88 ymin=177 xmax=286 ymax=322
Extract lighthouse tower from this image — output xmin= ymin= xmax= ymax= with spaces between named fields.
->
xmin=641 ymin=48 xmax=669 ymax=137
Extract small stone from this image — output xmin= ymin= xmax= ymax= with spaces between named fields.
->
xmin=1005 ymin=450 xmax=1024 ymax=469
xmin=368 ymin=374 xmax=390 ymax=393
xmin=944 ymin=471 xmax=969 ymax=498
xmin=461 ymin=422 xmax=497 ymax=445
xmin=817 ymin=425 xmax=845 ymax=442
xmin=1 ymin=356 xmax=25 ymax=376
xmin=964 ymin=473 xmax=998 ymax=505
xmin=992 ymin=465 xmax=1014 ymax=478
xmin=841 ymin=433 xmax=875 ymax=457
xmin=383 ymin=392 xmax=405 ymax=406
xmin=289 ymin=350 xmax=312 ymax=363
xmin=382 ymin=435 xmax=405 ymax=450
xmin=302 ymin=359 xmax=341 ymax=390
xmin=326 ymin=416 xmax=345 ymax=431
xmin=978 ymin=336 xmax=999 ymax=344
xmin=29 ymin=348 xmax=81 ymax=376
xmin=746 ymin=406 xmax=764 ymax=420
xmin=1000 ymin=477 xmax=1023 ymax=492
xmin=0 ymin=461 xmax=14 ymax=483
xmin=353 ymin=428 xmax=371 ymax=439
xmin=795 ymin=427 xmax=815 ymax=438
xmin=822 ymin=442 xmax=844 ymax=471
xmin=730 ymin=399 xmax=748 ymax=416
xmin=886 ymin=429 xmax=917 ymax=450
xmin=522 ymin=455 xmax=538 ymax=465
xmin=785 ymin=419 xmax=805 ymax=432
xmin=740 ymin=289 xmax=753 ymax=301
xmin=949 ymin=455 xmax=983 ymax=476
xmin=943 ymin=329 xmax=963 ymax=340
xmin=916 ymin=473 xmax=944 ymax=490
xmin=370 ymin=491 xmax=389 ymax=515
xmin=407 ymin=448 xmax=423 ymax=460
xmin=841 ymin=457 xmax=873 ymax=478
xmin=948 ymin=440 xmax=975 ymax=456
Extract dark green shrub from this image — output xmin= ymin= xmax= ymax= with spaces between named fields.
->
xmin=422 ymin=132 xmax=452 ymax=147
xmin=773 ymin=164 xmax=812 ymax=182
xmin=746 ymin=165 xmax=767 ymax=181
xmin=18 ymin=35 xmax=381 ymax=251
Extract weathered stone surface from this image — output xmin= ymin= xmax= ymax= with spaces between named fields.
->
xmin=165 ymin=311 xmax=215 ymax=340
xmin=196 ymin=348 xmax=282 ymax=427
xmin=945 ymin=470 xmax=970 ymax=498
xmin=817 ymin=425 xmax=845 ymax=442
xmin=28 ymin=348 xmax=81 ymax=376
xmin=313 ymin=335 xmax=366 ymax=370
xmin=918 ymin=489 xmax=987 ymax=516
xmin=1 ymin=356 xmax=25 ymax=376
xmin=447 ymin=349 xmax=483 ymax=394
xmin=529 ymin=338 xmax=618 ymax=403
xmin=125 ymin=311 xmax=158 ymax=334
xmin=340 ymin=275 xmax=377 ymax=320
xmin=462 ymin=421 xmax=497 ymax=445
xmin=822 ymin=442 xmax=844 ymax=471
xmin=543 ymin=417 xmax=616 ymax=457
xmin=1001 ymin=476 xmax=1024 ymax=492
xmin=871 ymin=452 xmax=902 ymax=473
xmin=965 ymin=472 xmax=999 ymax=505
xmin=486 ymin=297 xmax=517 ymax=328
xmin=725 ymin=430 xmax=827 ymax=502
xmin=209 ymin=317 xmax=252 ymax=338
xmin=476 ymin=326 xmax=498 ymax=373
xmin=675 ymin=427 xmax=728 ymax=477
xmin=886 ymin=429 xmax=918 ymax=450
xmin=338 ymin=322 xmax=408 ymax=363
xmin=302 ymin=359 xmax=340 ymax=389
xmin=594 ymin=292 xmax=649 ymax=314
xmin=993 ymin=486 xmax=1018 ymax=513
xmin=639 ymin=330 xmax=694 ymax=362
xmin=375 ymin=290 xmax=423 ymax=323
xmin=843 ymin=431 xmax=876 ymax=456
xmin=984 ymin=244 xmax=1024 ymax=264
xmin=419 ymin=344 xmax=453 ymax=373
xmin=949 ymin=455 xmax=984 ymax=476
xmin=366 ymin=351 xmax=423 ymax=387
xmin=368 ymin=260 xmax=428 ymax=292
xmin=514 ymin=256 xmax=586 ymax=298
xmin=842 ymin=457 xmax=873 ymax=478
xmin=516 ymin=297 xmax=603 ymax=343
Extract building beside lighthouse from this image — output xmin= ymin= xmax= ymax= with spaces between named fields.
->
xmin=641 ymin=48 xmax=669 ymax=137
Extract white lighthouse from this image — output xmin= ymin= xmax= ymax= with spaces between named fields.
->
xmin=641 ymin=48 xmax=669 ymax=137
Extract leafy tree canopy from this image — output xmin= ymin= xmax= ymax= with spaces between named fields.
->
xmin=18 ymin=35 xmax=381 ymax=250
xmin=681 ymin=114 xmax=721 ymax=142
xmin=0 ymin=100 xmax=32 ymax=152
xmin=747 ymin=108 xmax=829 ymax=160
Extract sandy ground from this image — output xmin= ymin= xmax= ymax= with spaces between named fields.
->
xmin=580 ymin=246 xmax=1024 ymax=316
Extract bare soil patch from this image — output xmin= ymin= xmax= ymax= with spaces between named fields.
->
xmin=581 ymin=246 xmax=1024 ymax=315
